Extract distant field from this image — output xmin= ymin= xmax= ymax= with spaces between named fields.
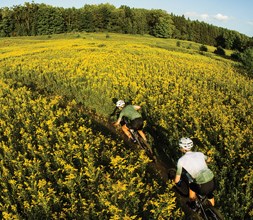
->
xmin=0 ymin=32 xmax=233 ymax=58
xmin=0 ymin=33 xmax=252 ymax=219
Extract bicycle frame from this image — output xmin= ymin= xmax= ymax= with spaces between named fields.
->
xmin=129 ymin=128 xmax=142 ymax=146
xmin=128 ymin=128 xmax=154 ymax=160
xmin=183 ymin=175 xmax=223 ymax=220
xmin=195 ymin=194 xmax=212 ymax=220
xmin=168 ymin=168 xmax=223 ymax=220
xmin=110 ymin=116 xmax=154 ymax=160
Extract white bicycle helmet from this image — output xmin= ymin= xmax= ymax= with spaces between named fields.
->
xmin=116 ymin=100 xmax=125 ymax=108
xmin=179 ymin=137 xmax=193 ymax=151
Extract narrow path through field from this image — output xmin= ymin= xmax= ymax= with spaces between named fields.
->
xmin=79 ymin=106 xmax=198 ymax=219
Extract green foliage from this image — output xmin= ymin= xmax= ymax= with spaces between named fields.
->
xmin=187 ymin=43 xmax=192 ymax=49
xmin=0 ymin=2 xmax=251 ymax=49
xmin=0 ymin=80 xmax=183 ymax=219
xmin=147 ymin=9 xmax=174 ymax=38
xmin=0 ymin=9 xmax=14 ymax=37
xmin=0 ymin=34 xmax=252 ymax=219
xmin=36 ymin=5 xmax=65 ymax=35
xmin=214 ymin=46 xmax=226 ymax=56
xmin=199 ymin=44 xmax=208 ymax=52
xmin=240 ymin=47 xmax=253 ymax=76
xmin=230 ymin=51 xmax=240 ymax=60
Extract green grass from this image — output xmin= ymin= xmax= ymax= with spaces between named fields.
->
xmin=0 ymin=32 xmax=233 ymax=57
xmin=0 ymin=32 xmax=239 ymax=76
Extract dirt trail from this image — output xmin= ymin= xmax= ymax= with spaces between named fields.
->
xmin=79 ymin=107 xmax=199 ymax=219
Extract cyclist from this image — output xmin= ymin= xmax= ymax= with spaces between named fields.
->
xmin=174 ymin=137 xmax=215 ymax=209
xmin=113 ymin=100 xmax=147 ymax=142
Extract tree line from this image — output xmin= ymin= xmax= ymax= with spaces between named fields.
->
xmin=0 ymin=2 xmax=252 ymax=51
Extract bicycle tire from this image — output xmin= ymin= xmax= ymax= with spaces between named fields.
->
xmin=201 ymin=206 xmax=224 ymax=220
xmin=138 ymin=137 xmax=153 ymax=155
xmin=130 ymin=129 xmax=154 ymax=159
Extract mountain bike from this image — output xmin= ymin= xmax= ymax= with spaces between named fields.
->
xmin=127 ymin=126 xmax=155 ymax=160
xmin=110 ymin=113 xmax=155 ymax=160
xmin=193 ymin=193 xmax=224 ymax=220
xmin=168 ymin=168 xmax=224 ymax=220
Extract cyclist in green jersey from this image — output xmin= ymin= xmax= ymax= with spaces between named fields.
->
xmin=174 ymin=137 xmax=215 ymax=208
xmin=113 ymin=100 xmax=147 ymax=142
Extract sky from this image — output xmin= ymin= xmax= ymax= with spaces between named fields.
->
xmin=0 ymin=0 xmax=253 ymax=37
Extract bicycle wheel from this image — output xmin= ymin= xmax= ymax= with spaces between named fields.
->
xmin=138 ymin=137 xmax=151 ymax=152
xmin=202 ymin=206 xmax=224 ymax=220
xmin=137 ymin=136 xmax=155 ymax=159
xmin=129 ymin=129 xmax=155 ymax=161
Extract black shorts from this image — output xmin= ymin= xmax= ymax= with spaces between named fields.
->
xmin=126 ymin=117 xmax=144 ymax=130
xmin=189 ymin=179 xmax=215 ymax=199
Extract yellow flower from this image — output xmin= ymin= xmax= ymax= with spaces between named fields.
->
xmin=37 ymin=179 xmax=47 ymax=189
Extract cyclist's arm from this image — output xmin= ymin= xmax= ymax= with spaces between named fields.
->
xmin=174 ymin=163 xmax=182 ymax=184
xmin=114 ymin=119 xmax=120 ymax=126
xmin=174 ymin=174 xmax=181 ymax=184
xmin=133 ymin=105 xmax=141 ymax=110
xmin=114 ymin=112 xmax=123 ymax=126
xmin=204 ymin=154 xmax=212 ymax=163
xmin=110 ymin=107 xmax=118 ymax=116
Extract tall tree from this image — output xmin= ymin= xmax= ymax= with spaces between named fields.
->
xmin=117 ymin=5 xmax=134 ymax=34
xmin=147 ymin=9 xmax=174 ymax=38
xmin=23 ymin=2 xmax=39 ymax=35
xmin=0 ymin=7 xmax=14 ymax=37
xmin=171 ymin=14 xmax=188 ymax=39
xmin=132 ymin=9 xmax=149 ymax=35
xmin=240 ymin=47 xmax=253 ymax=75
xmin=62 ymin=7 xmax=82 ymax=32
xmin=36 ymin=4 xmax=64 ymax=35
xmin=93 ymin=3 xmax=116 ymax=31
xmin=80 ymin=4 xmax=97 ymax=32
xmin=12 ymin=5 xmax=26 ymax=36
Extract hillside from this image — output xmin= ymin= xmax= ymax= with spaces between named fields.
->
xmin=0 ymin=33 xmax=252 ymax=219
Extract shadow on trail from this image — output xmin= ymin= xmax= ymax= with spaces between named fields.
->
xmin=79 ymin=104 xmax=179 ymax=182
xmin=90 ymin=97 xmax=181 ymax=181
xmin=78 ymin=105 xmax=200 ymax=219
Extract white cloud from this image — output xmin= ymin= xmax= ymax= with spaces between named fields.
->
xmin=184 ymin=11 xmax=210 ymax=20
xmin=184 ymin=12 xmax=232 ymax=24
xmin=200 ymin=13 xmax=209 ymax=20
xmin=213 ymin=13 xmax=229 ymax=21
xmin=184 ymin=12 xmax=198 ymax=18
xmin=248 ymin=21 xmax=253 ymax=26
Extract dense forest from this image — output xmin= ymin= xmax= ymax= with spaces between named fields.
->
xmin=0 ymin=2 xmax=253 ymax=52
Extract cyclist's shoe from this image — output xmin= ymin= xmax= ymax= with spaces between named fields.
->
xmin=129 ymin=138 xmax=137 ymax=143
xmin=186 ymin=201 xmax=197 ymax=212
xmin=203 ymin=199 xmax=214 ymax=207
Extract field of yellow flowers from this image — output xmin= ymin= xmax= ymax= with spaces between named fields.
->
xmin=0 ymin=32 xmax=252 ymax=219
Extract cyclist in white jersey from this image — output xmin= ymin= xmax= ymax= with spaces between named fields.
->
xmin=174 ymin=137 xmax=215 ymax=208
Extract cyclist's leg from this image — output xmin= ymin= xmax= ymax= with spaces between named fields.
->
xmin=208 ymin=197 xmax=215 ymax=206
xmin=189 ymin=182 xmax=199 ymax=199
xmin=198 ymin=180 xmax=215 ymax=206
xmin=186 ymin=188 xmax=198 ymax=211
xmin=207 ymin=180 xmax=215 ymax=206
xmin=131 ymin=118 xmax=147 ymax=142
xmin=122 ymin=124 xmax=132 ymax=139
xmin=137 ymin=130 xmax=147 ymax=142
xmin=189 ymin=188 xmax=197 ymax=201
